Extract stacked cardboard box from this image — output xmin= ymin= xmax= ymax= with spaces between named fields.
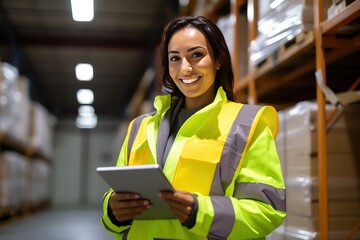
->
xmin=268 ymin=101 xmax=360 ymax=239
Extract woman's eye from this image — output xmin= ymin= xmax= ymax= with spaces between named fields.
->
xmin=192 ymin=52 xmax=203 ymax=58
xmin=169 ymin=56 xmax=179 ymax=62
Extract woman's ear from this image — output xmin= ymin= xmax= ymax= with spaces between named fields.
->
xmin=216 ymin=60 xmax=221 ymax=70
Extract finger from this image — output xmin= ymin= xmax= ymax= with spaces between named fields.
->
xmin=113 ymin=204 xmax=149 ymax=216
xmin=113 ymin=208 xmax=144 ymax=222
xmin=112 ymin=201 xmax=151 ymax=222
xmin=163 ymin=198 xmax=192 ymax=221
xmin=166 ymin=199 xmax=192 ymax=214
xmin=166 ymin=205 xmax=191 ymax=223
xmin=110 ymin=199 xmax=151 ymax=211
xmin=160 ymin=191 xmax=194 ymax=205
xmin=111 ymin=192 xmax=140 ymax=201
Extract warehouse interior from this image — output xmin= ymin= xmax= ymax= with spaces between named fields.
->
xmin=0 ymin=0 xmax=359 ymax=239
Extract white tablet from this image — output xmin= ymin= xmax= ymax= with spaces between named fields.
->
xmin=96 ymin=164 xmax=176 ymax=220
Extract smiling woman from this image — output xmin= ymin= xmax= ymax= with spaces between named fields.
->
xmin=100 ymin=15 xmax=286 ymax=240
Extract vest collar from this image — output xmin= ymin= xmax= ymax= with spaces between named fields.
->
xmin=153 ymin=86 xmax=229 ymax=115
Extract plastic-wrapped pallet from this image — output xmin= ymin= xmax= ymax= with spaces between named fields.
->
xmin=30 ymin=102 xmax=57 ymax=158
xmin=10 ymin=76 xmax=31 ymax=145
xmin=0 ymin=63 xmax=31 ymax=145
xmin=0 ymin=151 xmax=26 ymax=209
xmin=250 ymin=0 xmax=304 ymax=65
xmin=0 ymin=62 xmax=19 ymax=135
xmin=249 ymin=0 xmax=332 ymax=66
xmin=268 ymin=101 xmax=360 ymax=240
xmin=30 ymin=159 xmax=50 ymax=205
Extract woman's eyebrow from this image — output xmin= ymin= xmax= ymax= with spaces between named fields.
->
xmin=168 ymin=50 xmax=179 ymax=55
xmin=188 ymin=46 xmax=206 ymax=52
xmin=168 ymin=46 xmax=206 ymax=55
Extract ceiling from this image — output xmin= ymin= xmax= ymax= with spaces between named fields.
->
xmin=1 ymin=0 xmax=359 ymax=122
xmin=0 ymin=0 xmax=179 ymax=120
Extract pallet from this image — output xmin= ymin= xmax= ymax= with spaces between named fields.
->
xmin=0 ymin=206 xmax=24 ymax=225
xmin=0 ymin=200 xmax=51 ymax=225
xmin=253 ymin=31 xmax=314 ymax=72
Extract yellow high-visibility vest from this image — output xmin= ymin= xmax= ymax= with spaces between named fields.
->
xmin=102 ymin=87 xmax=286 ymax=240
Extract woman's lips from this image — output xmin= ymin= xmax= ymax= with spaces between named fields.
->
xmin=180 ymin=76 xmax=200 ymax=84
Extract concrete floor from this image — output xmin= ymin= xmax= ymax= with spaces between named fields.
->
xmin=0 ymin=207 xmax=114 ymax=240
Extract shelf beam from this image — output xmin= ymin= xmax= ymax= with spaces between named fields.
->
xmin=314 ymin=0 xmax=329 ymax=239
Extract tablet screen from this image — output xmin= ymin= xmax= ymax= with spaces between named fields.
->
xmin=97 ymin=164 xmax=176 ymax=220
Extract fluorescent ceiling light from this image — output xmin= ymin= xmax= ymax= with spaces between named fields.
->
xmin=78 ymin=105 xmax=95 ymax=117
xmin=71 ymin=0 xmax=94 ymax=22
xmin=75 ymin=63 xmax=93 ymax=81
xmin=77 ymin=89 xmax=94 ymax=104
xmin=179 ymin=0 xmax=189 ymax=7
xmin=76 ymin=114 xmax=97 ymax=129
xmin=270 ymin=0 xmax=285 ymax=9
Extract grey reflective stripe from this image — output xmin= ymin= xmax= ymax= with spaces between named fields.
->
xmin=210 ymin=104 xmax=262 ymax=195
xmin=208 ymin=104 xmax=261 ymax=239
xmin=102 ymin=219 xmax=130 ymax=239
xmin=207 ymin=196 xmax=235 ymax=239
xmin=122 ymin=228 xmax=129 ymax=240
xmin=101 ymin=217 xmax=120 ymax=235
xmin=234 ymin=182 xmax=286 ymax=212
xmin=127 ymin=111 xmax=156 ymax=160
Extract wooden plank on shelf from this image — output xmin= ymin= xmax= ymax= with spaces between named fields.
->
xmin=278 ymin=31 xmax=314 ymax=58
xmin=0 ymin=131 xmax=50 ymax=164
xmin=323 ymin=35 xmax=360 ymax=48
xmin=0 ymin=132 xmax=27 ymax=155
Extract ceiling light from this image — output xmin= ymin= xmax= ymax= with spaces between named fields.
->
xmin=179 ymin=0 xmax=189 ymax=7
xmin=76 ymin=114 xmax=97 ymax=129
xmin=270 ymin=0 xmax=285 ymax=9
xmin=71 ymin=0 xmax=94 ymax=22
xmin=77 ymin=89 xmax=94 ymax=104
xmin=75 ymin=63 xmax=93 ymax=81
xmin=78 ymin=105 xmax=95 ymax=117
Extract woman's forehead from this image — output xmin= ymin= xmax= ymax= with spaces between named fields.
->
xmin=168 ymin=27 xmax=208 ymax=50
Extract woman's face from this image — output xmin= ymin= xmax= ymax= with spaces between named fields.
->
xmin=168 ymin=26 xmax=218 ymax=109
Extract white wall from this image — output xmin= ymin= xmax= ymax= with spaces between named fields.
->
xmin=51 ymin=118 xmax=123 ymax=207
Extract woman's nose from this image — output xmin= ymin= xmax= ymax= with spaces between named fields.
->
xmin=181 ymin=58 xmax=192 ymax=73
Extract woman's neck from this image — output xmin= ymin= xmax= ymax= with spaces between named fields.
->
xmin=184 ymin=86 xmax=216 ymax=110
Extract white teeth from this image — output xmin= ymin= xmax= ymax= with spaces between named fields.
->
xmin=181 ymin=77 xmax=198 ymax=84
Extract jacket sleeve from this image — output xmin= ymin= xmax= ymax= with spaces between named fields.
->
xmin=188 ymin=106 xmax=286 ymax=239
xmin=100 ymin=120 xmax=135 ymax=236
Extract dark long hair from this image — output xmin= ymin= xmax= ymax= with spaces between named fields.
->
xmin=159 ymin=16 xmax=235 ymax=101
